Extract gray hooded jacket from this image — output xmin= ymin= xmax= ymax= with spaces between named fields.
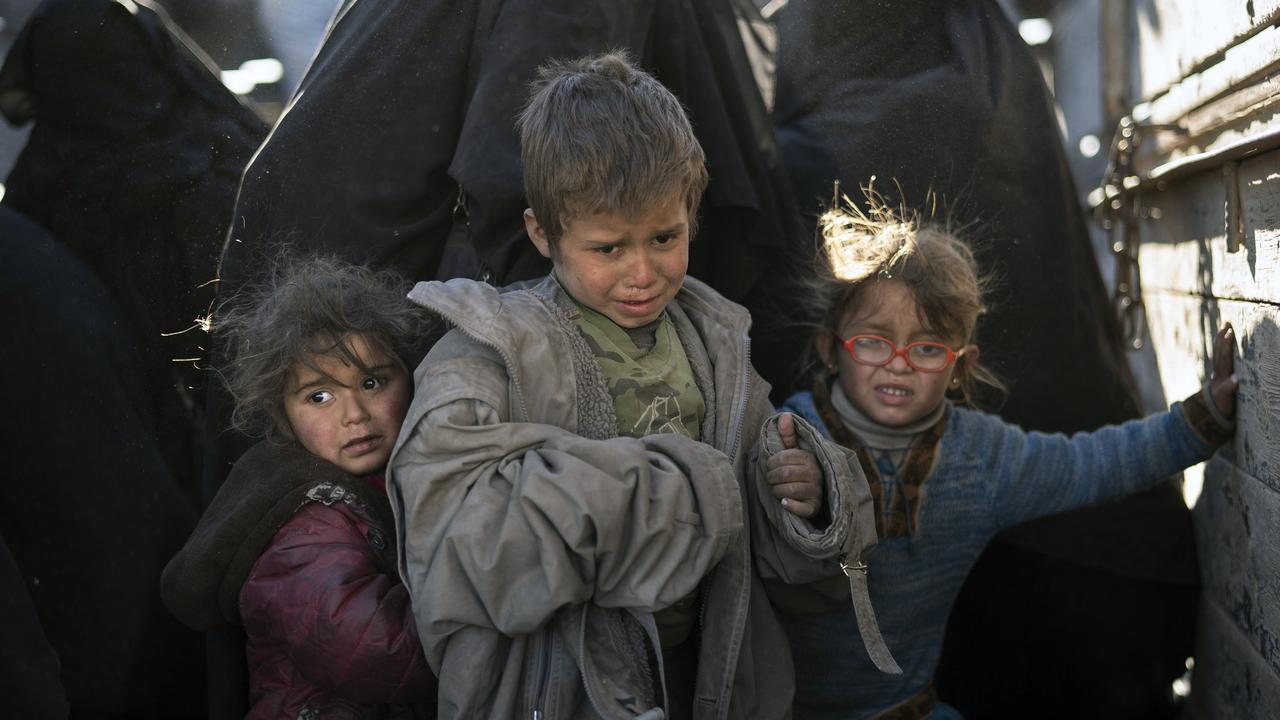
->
xmin=388 ymin=275 xmax=880 ymax=719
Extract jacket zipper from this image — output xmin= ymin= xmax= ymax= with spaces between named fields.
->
xmin=528 ymin=629 xmax=553 ymax=719
xmin=725 ymin=334 xmax=751 ymax=460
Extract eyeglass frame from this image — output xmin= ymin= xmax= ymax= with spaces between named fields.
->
xmin=838 ymin=334 xmax=967 ymax=373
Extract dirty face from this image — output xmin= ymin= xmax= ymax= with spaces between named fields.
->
xmin=820 ymin=280 xmax=976 ymax=427
xmin=282 ymin=333 xmax=411 ymax=476
xmin=525 ymin=197 xmax=689 ymax=328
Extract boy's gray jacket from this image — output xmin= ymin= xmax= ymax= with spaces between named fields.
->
xmin=388 ymin=276 xmax=878 ymax=720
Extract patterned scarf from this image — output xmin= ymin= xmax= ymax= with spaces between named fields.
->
xmin=813 ymin=379 xmax=947 ymax=538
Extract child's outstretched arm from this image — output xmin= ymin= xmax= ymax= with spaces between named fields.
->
xmin=985 ymin=322 xmax=1238 ymax=529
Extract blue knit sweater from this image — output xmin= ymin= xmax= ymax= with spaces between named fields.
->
xmin=778 ymin=393 xmax=1216 ymax=719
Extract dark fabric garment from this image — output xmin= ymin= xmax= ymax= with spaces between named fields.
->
xmin=204 ymin=0 xmax=810 ymax=495
xmin=162 ymin=440 xmax=396 ymax=629
xmin=772 ymin=1 xmax=1196 ymax=717
xmin=661 ymin=638 xmax=698 ymax=720
xmin=0 ymin=0 xmax=267 ymax=496
xmin=0 ymin=535 xmax=70 ymax=720
xmin=163 ymin=440 xmax=435 ymax=719
xmin=0 ymin=206 xmax=205 ymax=717
xmin=943 ymin=542 xmax=1197 ymax=720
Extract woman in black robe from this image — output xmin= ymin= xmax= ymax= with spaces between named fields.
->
xmin=0 ymin=0 xmax=267 ymax=494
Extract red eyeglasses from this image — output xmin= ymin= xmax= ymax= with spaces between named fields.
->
xmin=840 ymin=334 xmax=965 ymax=373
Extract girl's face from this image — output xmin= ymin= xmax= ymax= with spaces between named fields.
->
xmin=281 ymin=333 xmax=411 ymax=476
xmin=819 ymin=280 xmax=977 ymax=427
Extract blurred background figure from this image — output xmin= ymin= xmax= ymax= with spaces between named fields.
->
xmin=253 ymin=0 xmax=342 ymax=99
xmin=0 ymin=0 xmax=267 ymax=495
xmin=0 ymin=0 xmax=38 ymax=179
xmin=0 ymin=205 xmax=206 ymax=718
xmin=771 ymin=0 xmax=1197 ymax=717
xmin=0 ymin=534 xmax=69 ymax=719
xmin=1 ymin=2 xmax=267 ymax=716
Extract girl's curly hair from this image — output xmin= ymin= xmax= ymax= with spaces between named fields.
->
xmin=800 ymin=184 xmax=1006 ymax=408
xmin=214 ymin=254 xmax=433 ymax=439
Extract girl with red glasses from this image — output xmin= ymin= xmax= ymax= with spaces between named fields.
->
xmin=768 ymin=194 xmax=1238 ymax=719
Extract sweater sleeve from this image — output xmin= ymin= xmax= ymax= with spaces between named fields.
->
xmin=239 ymin=503 xmax=436 ymax=702
xmin=986 ymin=402 xmax=1218 ymax=531
xmin=387 ymin=350 xmax=744 ymax=671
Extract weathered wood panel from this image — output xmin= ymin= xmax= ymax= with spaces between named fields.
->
xmin=1146 ymin=22 xmax=1280 ymax=125
xmin=1143 ymin=291 xmax=1280 ymax=492
xmin=1136 ymin=20 xmax=1280 ymax=177
xmin=1190 ymin=454 xmax=1280 ymax=714
xmin=1188 ymin=593 xmax=1280 ymax=719
xmin=1133 ymin=0 xmax=1280 ymax=100
xmin=1138 ymin=151 xmax=1280 ymax=305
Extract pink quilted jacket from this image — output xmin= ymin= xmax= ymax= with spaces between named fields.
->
xmin=240 ymin=489 xmax=436 ymax=719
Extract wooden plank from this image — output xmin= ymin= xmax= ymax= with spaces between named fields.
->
xmin=1146 ymin=22 xmax=1280 ymax=125
xmin=1135 ymin=23 xmax=1280 ymax=176
xmin=1136 ymin=149 xmax=1280 ymax=305
xmin=1193 ymin=455 xmax=1280 ymax=677
xmin=1142 ymin=293 xmax=1280 ymax=491
xmin=1188 ymin=590 xmax=1280 ymax=719
xmin=1133 ymin=0 xmax=1280 ymax=100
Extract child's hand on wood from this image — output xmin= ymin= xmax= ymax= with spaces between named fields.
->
xmin=767 ymin=413 xmax=824 ymax=519
xmin=1210 ymin=323 xmax=1239 ymax=420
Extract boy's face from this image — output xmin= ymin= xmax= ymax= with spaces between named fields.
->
xmin=525 ymin=197 xmax=689 ymax=328
xmin=282 ymin=333 xmax=411 ymax=476
xmin=819 ymin=280 xmax=977 ymax=427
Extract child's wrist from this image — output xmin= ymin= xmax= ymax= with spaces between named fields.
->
xmin=1180 ymin=384 xmax=1235 ymax=446
xmin=1200 ymin=379 xmax=1236 ymax=429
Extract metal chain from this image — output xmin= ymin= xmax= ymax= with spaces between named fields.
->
xmin=1091 ymin=117 xmax=1191 ymax=350
xmin=1093 ymin=116 xmax=1149 ymax=350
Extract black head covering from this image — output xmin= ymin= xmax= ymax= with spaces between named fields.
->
xmin=1 ymin=0 xmax=267 ymax=484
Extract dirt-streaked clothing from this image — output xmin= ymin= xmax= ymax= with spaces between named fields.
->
xmin=388 ymin=275 xmax=876 ymax=719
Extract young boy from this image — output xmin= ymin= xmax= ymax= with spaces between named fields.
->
xmin=388 ymin=52 xmax=888 ymax=719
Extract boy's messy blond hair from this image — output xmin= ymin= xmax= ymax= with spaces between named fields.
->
xmin=809 ymin=185 xmax=1005 ymax=407
xmin=516 ymin=50 xmax=708 ymax=246
xmin=215 ymin=255 xmax=432 ymax=440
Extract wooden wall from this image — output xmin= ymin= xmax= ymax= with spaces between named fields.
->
xmin=1051 ymin=0 xmax=1280 ymax=715
xmin=1141 ymin=152 xmax=1280 ymax=718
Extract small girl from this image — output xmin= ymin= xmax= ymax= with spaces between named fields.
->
xmin=771 ymin=197 xmax=1237 ymax=719
xmin=162 ymin=256 xmax=437 ymax=719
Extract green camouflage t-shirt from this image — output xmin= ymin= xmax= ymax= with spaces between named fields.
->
xmin=570 ymin=298 xmax=705 ymax=650
xmin=571 ymin=302 xmax=705 ymax=442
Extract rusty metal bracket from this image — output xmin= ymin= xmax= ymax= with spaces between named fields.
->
xmin=1224 ymin=161 xmax=1244 ymax=253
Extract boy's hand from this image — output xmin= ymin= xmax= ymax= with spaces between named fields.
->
xmin=1210 ymin=323 xmax=1239 ymax=420
xmin=767 ymin=413 xmax=824 ymax=519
